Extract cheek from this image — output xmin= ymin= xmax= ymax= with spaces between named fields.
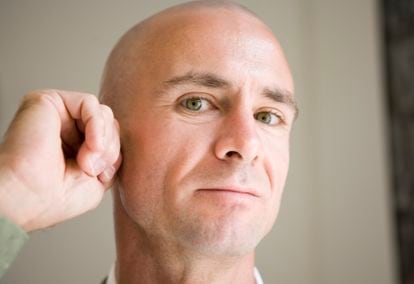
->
xmin=161 ymin=124 xmax=216 ymax=197
xmin=117 ymin=141 xmax=166 ymax=222
xmin=259 ymin=139 xmax=290 ymax=235
xmin=117 ymin=120 xmax=175 ymax=219
xmin=264 ymin=136 xmax=290 ymax=201
xmin=119 ymin=118 xmax=213 ymax=212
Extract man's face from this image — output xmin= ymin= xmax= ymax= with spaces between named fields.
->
xmin=117 ymin=9 xmax=296 ymax=257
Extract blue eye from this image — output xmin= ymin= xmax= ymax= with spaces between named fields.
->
xmin=255 ymin=111 xmax=281 ymax=125
xmin=181 ymin=97 xmax=210 ymax=111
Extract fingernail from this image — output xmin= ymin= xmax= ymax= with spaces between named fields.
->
xmin=101 ymin=166 xmax=116 ymax=183
xmin=94 ymin=159 xmax=106 ymax=175
xmin=89 ymin=155 xmax=106 ymax=175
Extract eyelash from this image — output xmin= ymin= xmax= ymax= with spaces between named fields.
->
xmin=179 ymin=96 xmax=215 ymax=112
xmin=255 ymin=110 xmax=284 ymax=126
xmin=178 ymin=95 xmax=285 ymax=126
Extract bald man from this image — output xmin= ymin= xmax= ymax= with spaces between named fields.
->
xmin=0 ymin=1 xmax=298 ymax=283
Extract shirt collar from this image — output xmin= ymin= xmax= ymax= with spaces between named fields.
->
xmin=107 ymin=263 xmax=264 ymax=284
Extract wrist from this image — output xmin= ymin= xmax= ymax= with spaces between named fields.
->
xmin=0 ymin=162 xmax=44 ymax=232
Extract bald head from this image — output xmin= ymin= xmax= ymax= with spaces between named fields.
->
xmin=107 ymin=2 xmax=297 ymax=274
xmin=99 ymin=0 xmax=293 ymax=119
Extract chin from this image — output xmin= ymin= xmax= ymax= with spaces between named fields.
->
xmin=172 ymin=213 xmax=266 ymax=258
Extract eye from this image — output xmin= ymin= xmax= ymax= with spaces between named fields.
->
xmin=181 ymin=96 xmax=212 ymax=112
xmin=255 ymin=111 xmax=282 ymax=125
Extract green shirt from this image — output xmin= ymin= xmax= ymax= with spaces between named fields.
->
xmin=0 ymin=215 xmax=28 ymax=279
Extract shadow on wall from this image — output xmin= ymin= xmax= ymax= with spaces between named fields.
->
xmin=383 ymin=0 xmax=414 ymax=283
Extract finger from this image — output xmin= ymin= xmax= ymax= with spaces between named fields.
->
xmin=97 ymin=115 xmax=121 ymax=183
xmin=100 ymin=105 xmax=114 ymax=156
xmin=98 ymin=151 xmax=122 ymax=187
xmin=61 ymin=119 xmax=83 ymax=158
xmin=77 ymin=105 xmax=119 ymax=176
xmin=35 ymin=90 xmax=103 ymax=175
xmin=50 ymin=90 xmax=106 ymax=153
xmin=32 ymin=90 xmax=104 ymax=157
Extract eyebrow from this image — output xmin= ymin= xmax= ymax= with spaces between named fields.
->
xmin=263 ymin=87 xmax=299 ymax=120
xmin=163 ymin=71 xmax=299 ymax=119
xmin=163 ymin=72 xmax=231 ymax=89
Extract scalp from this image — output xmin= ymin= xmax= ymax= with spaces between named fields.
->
xmin=99 ymin=1 xmax=289 ymax=120
xmin=100 ymin=1 xmax=260 ymax=106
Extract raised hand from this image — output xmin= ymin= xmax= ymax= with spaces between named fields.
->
xmin=0 ymin=89 xmax=122 ymax=232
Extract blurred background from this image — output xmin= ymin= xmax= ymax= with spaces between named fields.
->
xmin=0 ymin=0 xmax=402 ymax=283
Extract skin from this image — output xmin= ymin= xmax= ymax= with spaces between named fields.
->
xmin=0 ymin=90 xmax=121 ymax=231
xmin=101 ymin=2 xmax=297 ymax=283
xmin=0 ymin=1 xmax=296 ymax=283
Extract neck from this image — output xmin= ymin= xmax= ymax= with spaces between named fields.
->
xmin=112 ymin=190 xmax=257 ymax=284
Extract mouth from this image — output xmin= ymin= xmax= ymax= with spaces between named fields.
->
xmin=196 ymin=188 xmax=259 ymax=198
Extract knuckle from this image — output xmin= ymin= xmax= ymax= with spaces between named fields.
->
xmin=23 ymin=90 xmax=48 ymax=102
xmin=82 ymin=94 xmax=99 ymax=109
xmin=105 ymin=141 xmax=120 ymax=162
xmin=80 ymin=95 xmax=100 ymax=121
xmin=101 ymin=105 xmax=114 ymax=119
xmin=21 ymin=90 xmax=60 ymax=108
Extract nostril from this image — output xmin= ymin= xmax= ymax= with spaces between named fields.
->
xmin=226 ymin=151 xmax=240 ymax=158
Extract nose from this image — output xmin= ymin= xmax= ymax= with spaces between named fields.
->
xmin=214 ymin=110 xmax=261 ymax=164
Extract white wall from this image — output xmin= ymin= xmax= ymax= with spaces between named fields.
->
xmin=0 ymin=0 xmax=397 ymax=283
xmin=309 ymin=1 xmax=397 ymax=283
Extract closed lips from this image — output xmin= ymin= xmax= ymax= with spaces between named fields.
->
xmin=197 ymin=188 xmax=258 ymax=197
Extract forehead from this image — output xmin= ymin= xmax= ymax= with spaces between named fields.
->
xmin=133 ymin=8 xmax=293 ymax=95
